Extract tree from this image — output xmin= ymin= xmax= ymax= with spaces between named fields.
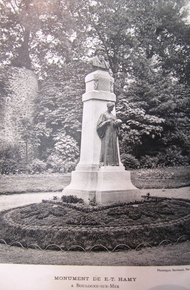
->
xmin=1 ymin=0 xmax=190 ymax=171
xmin=0 ymin=0 xmax=84 ymax=172
xmin=34 ymin=59 xmax=90 ymax=168
xmin=76 ymin=0 xmax=190 ymax=166
xmin=0 ymin=0 xmax=76 ymax=73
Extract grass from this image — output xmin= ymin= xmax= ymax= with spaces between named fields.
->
xmin=0 ymin=166 xmax=189 ymax=194
xmin=0 ymin=241 xmax=190 ymax=266
xmin=0 ymin=173 xmax=70 ymax=194
xmin=132 ymin=166 xmax=190 ymax=189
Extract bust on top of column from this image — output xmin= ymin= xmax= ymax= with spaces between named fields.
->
xmin=91 ymin=45 xmax=110 ymax=72
xmin=83 ymin=46 xmax=114 ymax=101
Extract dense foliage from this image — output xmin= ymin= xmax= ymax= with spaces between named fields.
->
xmin=0 ymin=0 xmax=190 ymax=173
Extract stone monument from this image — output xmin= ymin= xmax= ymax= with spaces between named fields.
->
xmin=63 ymin=46 xmax=141 ymax=205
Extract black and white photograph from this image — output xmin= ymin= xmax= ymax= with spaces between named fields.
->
xmin=0 ymin=0 xmax=190 ymax=289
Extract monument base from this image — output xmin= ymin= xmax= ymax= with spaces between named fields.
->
xmin=62 ymin=166 xmax=141 ymax=206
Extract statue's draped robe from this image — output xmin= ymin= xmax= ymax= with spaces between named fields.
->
xmin=97 ymin=111 xmax=119 ymax=166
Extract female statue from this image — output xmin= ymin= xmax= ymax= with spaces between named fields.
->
xmin=97 ymin=102 xmax=122 ymax=166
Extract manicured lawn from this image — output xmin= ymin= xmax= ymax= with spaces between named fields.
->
xmin=0 ymin=241 xmax=190 ymax=266
xmin=0 ymin=173 xmax=70 ymax=194
xmin=0 ymin=166 xmax=189 ymax=194
xmin=131 ymin=166 xmax=190 ymax=189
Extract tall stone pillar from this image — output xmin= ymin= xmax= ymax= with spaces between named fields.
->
xmin=63 ymin=69 xmax=141 ymax=205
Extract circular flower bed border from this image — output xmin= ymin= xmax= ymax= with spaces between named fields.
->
xmin=0 ymin=197 xmax=190 ymax=251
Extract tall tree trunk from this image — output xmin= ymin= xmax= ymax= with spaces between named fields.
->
xmin=11 ymin=29 xmax=31 ymax=69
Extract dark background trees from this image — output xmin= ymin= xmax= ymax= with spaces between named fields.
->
xmin=0 ymin=0 xmax=190 ymax=173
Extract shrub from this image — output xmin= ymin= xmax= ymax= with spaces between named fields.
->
xmin=27 ymin=159 xmax=46 ymax=174
xmin=46 ymin=132 xmax=79 ymax=173
xmin=0 ymin=138 xmax=21 ymax=174
xmin=61 ymin=195 xmax=84 ymax=204
xmin=163 ymin=146 xmax=189 ymax=166
xmin=46 ymin=154 xmax=78 ymax=173
xmin=139 ymin=146 xmax=189 ymax=168
xmin=0 ymin=158 xmax=18 ymax=174
xmin=139 ymin=155 xmax=160 ymax=168
xmin=120 ymin=153 xmax=140 ymax=169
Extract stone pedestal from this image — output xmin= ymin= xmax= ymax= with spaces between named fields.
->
xmin=63 ymin=70 xmax=141 ymax=205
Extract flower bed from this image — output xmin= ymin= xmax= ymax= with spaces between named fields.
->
xmin=0 ymin=197 xmax=190 ymax=251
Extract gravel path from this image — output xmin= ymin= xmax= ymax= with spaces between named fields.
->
xmin=0 ymin=187 xmax=190 ymax=212
xmin=0 ymin=192 xmax=60 ymax=211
